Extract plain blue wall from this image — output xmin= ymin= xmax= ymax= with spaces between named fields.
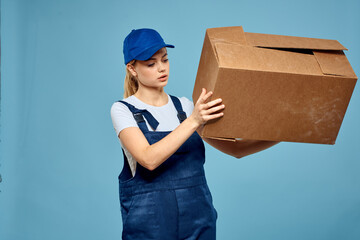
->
xmin=1 ymin=0 xmax=359 ymax=239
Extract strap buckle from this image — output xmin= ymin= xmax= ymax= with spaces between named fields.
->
xmin=177 ymin=111 xmax=187 ymax=123
xmin=133 ymin=113 xmax=145 ymax=123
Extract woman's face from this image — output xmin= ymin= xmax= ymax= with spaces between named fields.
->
xmin=129 ymin=48 xmax=170 ymax=90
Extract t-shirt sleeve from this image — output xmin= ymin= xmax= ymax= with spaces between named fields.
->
xmin=110 ymin=102 xmax=138 ymax=137
xmin=179 ymin=96 xmax=194 ymax=118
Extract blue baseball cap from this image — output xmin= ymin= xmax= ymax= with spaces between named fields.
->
xmin=123 ymin=28 xmax=175 ymax=65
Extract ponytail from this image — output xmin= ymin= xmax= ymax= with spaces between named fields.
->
xmin=123 ymin=60 xmax=138 ymax=98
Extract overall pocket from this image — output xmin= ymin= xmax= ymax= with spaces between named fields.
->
xmin=122 ymin=192 xmax=158 ymax=238
xmin=120 ymin=195 xmax=135 ymax=225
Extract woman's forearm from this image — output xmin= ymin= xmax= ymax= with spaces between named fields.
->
xmin=140 ymin=116 xmax=200 ymax=170
xmin=121 ymin=89 xmax=224 ymax=171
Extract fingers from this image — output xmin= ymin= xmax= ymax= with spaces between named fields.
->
xmin=197 ymin=88 xmax=206 ymax=104
xmin=203 ymin=103 xmax=225 ymax=115
xmin=205 ymin=98 xmax=223 ymax=109
xmin=197 ymin=88 xmax=223 ymax=109
xmin=193 ymin=88 xmax=225 ymax=125
xmin=197 ymin=88 xmax=213 ymax=104
xmin=204 ymin=112 xmax=224 ymax=121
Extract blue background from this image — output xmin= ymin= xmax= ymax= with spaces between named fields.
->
xmin=1 ymin=0 xmax=359 ymax=239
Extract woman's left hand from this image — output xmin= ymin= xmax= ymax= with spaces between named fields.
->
xmin=188 ymin=88 xmax=225 ymax=128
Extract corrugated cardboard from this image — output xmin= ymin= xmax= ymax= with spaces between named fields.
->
xmin=193 ymin=26 xmax=357 ymax=154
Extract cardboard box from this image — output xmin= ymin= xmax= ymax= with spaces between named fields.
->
xmin=193 ymin=26 xmax=357 ymax=154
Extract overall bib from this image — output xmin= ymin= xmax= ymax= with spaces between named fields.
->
xmin=118 ymin=96 xmax=217 ymax=240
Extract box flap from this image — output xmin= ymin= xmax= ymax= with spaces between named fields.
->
xmin=245 ymin=32 xmax=347 ymax=51
xmin=215 ymin=43 xmax=323 ymax=75
xmin=313 ymin=50 xmax=357 ymax=77
xmin=207 ymin=26 xmax=247 ymax=46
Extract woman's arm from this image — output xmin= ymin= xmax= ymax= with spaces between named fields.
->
xmin=119 ymin=88 xmax=224 ymax=171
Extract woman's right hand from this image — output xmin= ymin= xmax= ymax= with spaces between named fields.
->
xmin=189 ymin=88 xmax=225 ymax=128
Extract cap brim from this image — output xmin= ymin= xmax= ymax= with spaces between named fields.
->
xmin=134 ymin=44 xmax=175 ymax=61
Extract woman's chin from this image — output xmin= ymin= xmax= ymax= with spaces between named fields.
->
xmin=159 ymin=80 xmax=168 ymax=86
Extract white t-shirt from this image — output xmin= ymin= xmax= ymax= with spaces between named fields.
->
xmin=110 ymin=94 xmax=194 ymax=176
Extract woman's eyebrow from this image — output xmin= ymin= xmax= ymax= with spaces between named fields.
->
xmin=147 ymin=53 xmax=168 ymax=61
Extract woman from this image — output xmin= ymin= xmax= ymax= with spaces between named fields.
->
xmin=111 ymin=28 xmax=224 ymax=240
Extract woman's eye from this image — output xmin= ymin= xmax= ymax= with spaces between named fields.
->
xmin=147 ymin=63 xmax=155 ymax=67
xmin=163 ymin=59 xmax=168 ymax=63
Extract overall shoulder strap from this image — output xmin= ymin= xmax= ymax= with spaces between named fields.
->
xmin=169 ymin=95 xmax=187 ymax=123
xmin=118 ymin=100 xmax=159 ymax=132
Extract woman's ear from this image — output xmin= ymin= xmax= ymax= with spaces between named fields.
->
xmin=127 ymin=63 xmax=137 ymax=78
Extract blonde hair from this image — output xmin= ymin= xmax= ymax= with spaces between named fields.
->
xmin=123 ymin=60 xmax=138 ymax=98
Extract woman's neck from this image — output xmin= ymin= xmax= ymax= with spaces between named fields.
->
xmin=134 ymin=88 xmax=168 ymax=107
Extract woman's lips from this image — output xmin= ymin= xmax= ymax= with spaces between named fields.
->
xmin=158 ymin=75 xmax=168 ymax=81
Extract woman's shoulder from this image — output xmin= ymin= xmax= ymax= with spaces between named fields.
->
xmin=110 ymin=97 xmax=139 ymax=137
xmin=110 ymin=96 xmax=136 ymax=117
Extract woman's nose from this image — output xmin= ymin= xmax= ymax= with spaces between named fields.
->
xmin=158 ymin=62 xmax=165 ymax=72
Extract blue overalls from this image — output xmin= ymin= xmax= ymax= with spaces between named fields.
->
xmin=118 ymin=95 xmax=217 ymax=240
